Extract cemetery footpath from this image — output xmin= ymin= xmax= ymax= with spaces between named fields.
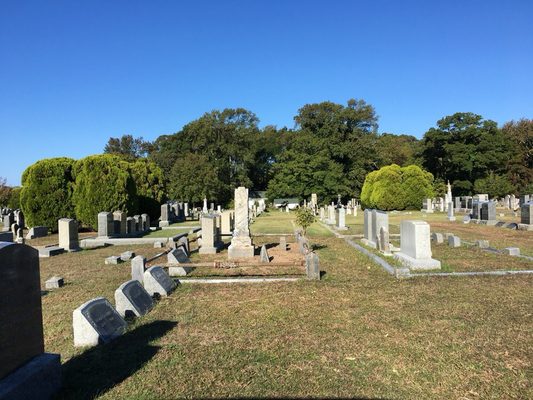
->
xmin=27 ymin=208 xmax=531 ymax=399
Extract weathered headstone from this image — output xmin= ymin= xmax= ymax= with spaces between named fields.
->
xmin=0 ymin=243 xmax=61 ymax=398
xmin=279 ymin=236 xmax=287 ymax=251
xmin=394 ymin=220 xmax=441 ymax=270
xmin=447 ymin=202 xmax=456 ymax=221
xmin=143 ymin=266 xmax=177 ymax=297
xmin=305 ymin=252 xmax=320 ymax=280
xmin=131 ymin=256 xmax=146 ymax=283
xmin=481 ymin=201 xmax=496 ymax=222
xmin=97 ymin=212 xmax=113 ymax=238
xmin=448 ymin=235 xmax=461 ymax=248
xmin=228 ymin=187 xmax=254 ymax=259
xmin=58 ymin=218 xmax=80 ymax=252
xmin=167 ymin=247 xmax=190 ymax=264
xmin=113 ymin=211 xmax=127 ymax=236
xmin=73 ymin=297 xmax=127 ymax=347
xmin=362 ymin=209 xmax=374 ymax=246
xmin=159 ymin=204 xmax=170 ymax=227
xmin=114 ymin=280 xmax=154 ymax=318
xmin=520 ymin=202 xmax=532 ymax=225
xmin=221 ymin=210 xmax=233 ymax=235
xmin=422 ymin=198 xmax=433 ymax=213
xmin=431 ymin=232 xmax=444 ymax=244
xmin=378 ymin=227 xmax=391 ymax=255
xmin=336 ymin=207 xmax=348 ymax=230
xmin=199 ymin=215 xmax=220 ymax=254
xmin=141 ymin=214 xmax=150 ymax=231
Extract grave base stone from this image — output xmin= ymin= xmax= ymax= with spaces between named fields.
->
xmin=0 ymin=353 xmax=61 ymax=400
xmin=503 ymin=247 xmax=520 ymax=256
xmin=38 ymin=246 xmax=64 ymax=258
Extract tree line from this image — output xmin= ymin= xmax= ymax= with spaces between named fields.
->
xmin=1 ymin=98 xmax=531 ymax=226
xmin=104 ymin=99 xmax=532 ymax=202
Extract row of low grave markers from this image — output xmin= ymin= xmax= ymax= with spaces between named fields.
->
xmin=73 ymin=265 xmax=177 ymax=347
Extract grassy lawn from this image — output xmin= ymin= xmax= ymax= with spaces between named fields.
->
xmin=37 ymin=211 xmax=532 ymax=399
xmin=250 ymin=210 xmax=295 ymax=235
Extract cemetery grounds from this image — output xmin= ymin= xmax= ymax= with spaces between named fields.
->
xmin=39 ymin=210 xmax=532 ymax=399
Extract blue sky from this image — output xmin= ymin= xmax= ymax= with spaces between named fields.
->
xmin=1 ymin=0 xmax=532 ymax=185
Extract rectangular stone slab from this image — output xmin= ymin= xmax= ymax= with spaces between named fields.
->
xmin=0 ymin=243 xmax=44 ymax=380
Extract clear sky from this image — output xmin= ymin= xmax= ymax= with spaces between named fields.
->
xmin=1 ymin=0 xmax=532 ymax=185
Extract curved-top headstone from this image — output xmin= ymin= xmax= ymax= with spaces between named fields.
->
xmin=0 ymin=243 xmax=44 ymax=380
xmin=115 ymin=280 xmax=154 ymax=318
xmin=143 ymin=266 xmax=177 ymax=297
xmin=73 ymin=297 xmax=127 ymax=347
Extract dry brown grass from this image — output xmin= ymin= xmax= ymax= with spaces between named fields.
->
xmin=35 ymin=212 xmax=533 ymax=399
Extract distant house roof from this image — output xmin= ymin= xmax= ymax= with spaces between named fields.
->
xmin=249 ymin=190 xmax=267 ymax=199
xmin=273 ymin=198 xmax=300 ymax=205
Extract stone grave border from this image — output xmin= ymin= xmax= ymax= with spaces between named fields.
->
xmin=320 ymin=221 xmax=533 ymax=279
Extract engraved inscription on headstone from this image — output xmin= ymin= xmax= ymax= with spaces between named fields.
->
xmin=115 ymin=280 xmax=154 ymax=318
xmin=73 ymin=297 xmax=127 ymax=347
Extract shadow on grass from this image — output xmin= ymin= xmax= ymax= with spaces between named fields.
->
xmin=56 ymin=320 xmax=177 ymax=400
xmin=311 ymin=243 xmax=328 ymax=251
xmin=197 ymin=398 xmax=387 ymax=400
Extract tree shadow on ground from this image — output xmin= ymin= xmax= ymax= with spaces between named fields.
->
xmin=312 ymin=244 xmax=327 ymax=251
xmin=55 ymin=320 xmax=177 ymax=400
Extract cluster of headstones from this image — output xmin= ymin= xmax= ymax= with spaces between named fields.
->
xmin=73 ymin=260 xmax=178 ymax=347
xmin=362 ymin=209 xmax=392 ymax=255
xmin=159 ymin=202 xmax=188 ymax=227
xmin=249 ymin=201 xmax=265 ymax=219
xmin=0 ymin=208 xmax=25 ymax=243
xmin=362 ymin=209 xmax=441 ymax=271
xmin=98 ymin=211 xmax=150 ymax=238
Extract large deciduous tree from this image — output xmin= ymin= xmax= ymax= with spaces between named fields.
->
xmin=421 ymin=112 xmax=511 ymax=195
xmin=502 ymin=119 xmax=533 ymax=193
xmin=104 ymin=134 xmax=150 ymax=161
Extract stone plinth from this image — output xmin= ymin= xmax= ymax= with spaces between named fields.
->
xmin=228 ymin=187 xmax=254 ymax=259
xmin=394 ymin=220 xmax=441 ymax=271
xmin=97 ymin=212 xmax=113 ymax=238
xmin=58 ymin=218 xmax=79 ymax=251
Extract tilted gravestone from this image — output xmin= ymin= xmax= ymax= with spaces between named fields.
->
xmin=143 ymin=266 xmax=177 ymax=297
xmin=0 ymin=243 xmax=61 ymax=398
xmin=73 ymin=297 xmax=127 ymax=347
xmin=114 ymin=280 xmax=154 ymax=318
xmin=167 ymin=248 xmax=193 ymax=276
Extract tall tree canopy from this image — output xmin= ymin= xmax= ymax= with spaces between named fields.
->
xmin=268 ymin=99 xmax=380 ymax=202
xmin=501 ymin=119 xmax=533 ymax=193
xmin=421 ymin=112 xmax=511 ymax=195
xmin=104 ymin=134 xmax=150 ymax=161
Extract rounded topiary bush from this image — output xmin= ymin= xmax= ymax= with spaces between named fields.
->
xmin=73 ymin=154 xmax=138 ymax=229
xmin=361 ymin=164 xmax=434 ymax=210
xmin=20 ymin=157 xmax=76 ymax=232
